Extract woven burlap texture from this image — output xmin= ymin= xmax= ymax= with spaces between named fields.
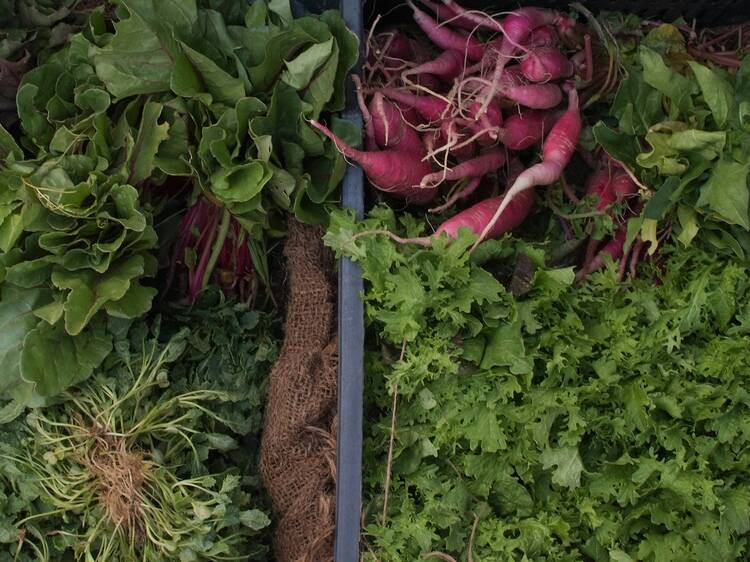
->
xmin=260 ymin=220 xmax=338 ymax=562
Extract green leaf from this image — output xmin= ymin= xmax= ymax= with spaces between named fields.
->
xmin=104 ymin=283 xmax=157 ymax=319
xmin=20 ymin=318 xmax=112 ymax=397
xmin=240 ymin=509 xmax=271 ymax=530
xmin=88 ymin=7 xmax=173 ymax=98
xmin=540 ymin=446 xmax=584 ymax=489
xmin=636 ymin=125 xmax=725 ymax=175
xmin=268 ymin=0 xmax=293 ymax=24
xmin=640 ymin=46 xmax=694 ymax=116
xmin=281 ymin=37 xmax=333 ymax=89
xmin=120 ymin=0 xmax=198 ymax=36
xmin=688 ymin=61 xmax=734 ymax=128
xmin=246 ymin=26 xmax=318 ymax=91
xmin=319 ymin=10 xmax=359 ymax=113
xmin=52 ymin=254 xmax=148 ymax=335
xmin=0 ymin=124 xmax=22 ymax=160
xmin=210 ymin=161 xmax=273 ymax=205
xmin=592 ymin=122 xmax=640 ymax=167
xmin=180 ymin=42 xmax=246 ymax=105
xmin=642 ymin=24 xmax=686 ymax=55
xmin=611 ymin=67 xmax=664 ymax=135
xmin=0 ymin=287 xmax=49 ymax=398
xmin=676 ymin=205 xmax=700 ymax=246
xmin=480 ymin=320 xmax=532 ymax=375
xmin=696 ymin=158 xmax=750 ymax=229
xmin=129 ymin=101 xmax=170 ymax=184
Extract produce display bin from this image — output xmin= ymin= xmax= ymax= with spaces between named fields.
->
xmin=331 ymin=0 xmax=750 ymax=560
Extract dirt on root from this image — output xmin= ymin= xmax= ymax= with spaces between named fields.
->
xmin=78 ymin=419 xmax=149 ymax=544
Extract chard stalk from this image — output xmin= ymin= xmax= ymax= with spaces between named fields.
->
xmin=200 ymin=207 xmax=231 ymax=294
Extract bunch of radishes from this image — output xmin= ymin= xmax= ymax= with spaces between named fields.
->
xmin=311 ymin=0 xmax=604 ymax=248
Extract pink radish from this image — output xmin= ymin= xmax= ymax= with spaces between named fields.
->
xmin=500 ymin=109 xmax=558 ymax=150
xmin=471 ymin=87 xmax=581 ymax=250
xmin=585 ymin=168 xmax=616 ymax=211
xmin=440 ymin=0 xmax=504 ymax=32
xmin=436 ymin=188 xmax=534 ymax=239
xmin=404 ymin=49 xmax=466 ymax=82
xmin=611 ymin=169 xmax=638 ymax=199
xmin=420 ymin=149 xmax=506 ymax=187
xmin=526 ymin=25 xmax=559 ymax=48
xmin=495 ymin=68 xmax=563 ymax=109
xmin=436 ymin=159 xmax=534 ymax=239
xmin=520 ymin=47 xmax=574 ymax=82
xmin=380 ymin=31 xmax=415 ymax=61
xmin=354 ymin=76 xmax=378 ymax=151
xmin=501 ymin=82 xmax=563 ymax=109
xmin=429 ymin=176 xmax=483 ymax=214
xmin=585 ymin=166 xmax=638 ymax=211
xmin=576 ymin=226 xmax=626 ymax=279
xmin=467 ymin=101 xmax=503 ymax=145
xmin=420 ymin=0 xmax=479 ymax=31
xmin=499 ymin=110 xmax=559 ymax=150
xmin=409 ymin=72 xmax=445 ymax=92
xmin=437 ymin=119 xmax=476 ymax=159
xmin=370 ymin=93 xmax=424 ymax=155
xmin=310 ymin=120 xmax=436 ymax=204
xmin=375 ymin=30 xmax=430 ymax=65
xmin=477 ymin=7 xmax=569 ymax=116
xmin=379 ymin=87 xmax=450 ymax=122
xmin=396 ymin=103 xmax=425 ymax=127
xmin=408 ymin=0 xmax=485 ymax=61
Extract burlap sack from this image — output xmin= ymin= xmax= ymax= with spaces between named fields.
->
xmin=260 ymin=220 xmax=338 ymax=562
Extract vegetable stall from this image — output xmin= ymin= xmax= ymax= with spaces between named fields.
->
xmin=4 ymin=0 xmax=750 ymax=561
xmin=324 ymin=1 xmax=750 ymax=561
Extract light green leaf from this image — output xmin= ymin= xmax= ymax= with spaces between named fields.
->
xmin=89 ymin=8 xmax=173 ymax=98
xmin=52 ymin=254 xmax=147 ymax=335
xmin=640 ymin=46 xmax=694 ymax=116
xmin=210 ymin=161 xmax=273 ymax=205
xmin=180 ymin=42 xmax=246 ymax=105
xmin=20 ymin=319 xmax=112 ymax=397
xmin=609 ymin=551 xmax=635 ymax=562
xmin=637 ymin=126 xmax=725 ymax=175
xmin=33 ymin=300 xmax=65 ymax=325
xmin=239 ymin=509 xmax=271 ymax=531
xmin=696 ymin=159 xmax=750 ymax=229
xmin=282 ymin=37 xmax=333 ymax=89
xmin=129 ymin=101 xmax=170 ymax=184
xmin=688 ymin=61 xmax=734 ymax=128
xmin=677 ymin=205 xmax=700 ymax=246
xmin=480 ymin=320 xmax=532 ymax=375
xmin=541 ymin=446 xmax=584 ymax=489
xmin=268 ymin=0 xmax=292 ymax=24
xmin=0 ymin=287 xmax=49 ymax=398
xmin=104 ymin=283 xmax=157 ymax=319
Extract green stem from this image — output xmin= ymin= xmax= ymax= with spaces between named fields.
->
xmin=201 ymin=207 xmax=231 ymax=292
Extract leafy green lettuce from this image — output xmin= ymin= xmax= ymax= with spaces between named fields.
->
xmin=327 ymin=207 xmax=750 ymax=562
xmin=593 ymin=25 xmax=750 ymax=258
xmin=0 ymin=0 xmax=357 ymax=408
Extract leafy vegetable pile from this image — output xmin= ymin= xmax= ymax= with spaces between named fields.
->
xmin=1 ymin=289 xmax=279 ymax=561
xmin=595 ymin=21 xmax=750 ymax=258
xmin=329 ymin=208 xmax=750 ymax=562
xmin=324 ymin=3 xmax=750 ymax=561
xmin=0 ymin=0 xmax=357 ymax=411
xmin=0 ymin=0 xmax=358 ymax=559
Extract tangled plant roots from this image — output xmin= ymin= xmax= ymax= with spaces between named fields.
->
xmin=6 ymin=339 xmax=256 ymax=562
xmin=78 ymin=418 xmax=149 ymax=543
